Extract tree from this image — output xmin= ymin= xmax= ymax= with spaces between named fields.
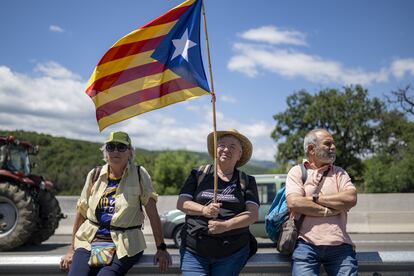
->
xmin=152 ymin=151 xmax=205 ymax=195
xmin=271 ymin=85 xmax=385 ymax=183
xmin=387 ymin=85 xmax=414 ymax=115
xmin=362 ymin=110 xmax=414 ymax=192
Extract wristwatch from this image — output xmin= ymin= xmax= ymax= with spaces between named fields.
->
xmin=312 ymin=193 xmax=319 ymax=203
xmin=156 ymin=242 xmax=167 ymax=251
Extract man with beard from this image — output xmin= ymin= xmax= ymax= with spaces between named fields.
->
xmin=285 ymin=128 xmax=358 ymax=276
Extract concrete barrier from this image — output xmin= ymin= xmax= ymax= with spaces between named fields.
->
xmin=1 ymin=252 xmax=414 ymax=275
xmin=56 ymin=194 xmax=414 ymax=235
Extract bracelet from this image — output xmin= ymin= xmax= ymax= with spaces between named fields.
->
xmin=324 ymin=207 xmax=328 ymax=217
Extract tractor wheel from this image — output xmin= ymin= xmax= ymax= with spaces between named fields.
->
xmin=0 ymin=182 xmax=38 ymax=251
xmin=28 ymin=190 xmax=61 ymax=245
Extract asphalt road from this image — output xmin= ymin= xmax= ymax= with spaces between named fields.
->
xmin=1 ymin=233 xmax=413 ymax=256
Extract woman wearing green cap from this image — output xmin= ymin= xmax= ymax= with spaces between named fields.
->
xmin=60 ymin=131 xmax=171 ymax=275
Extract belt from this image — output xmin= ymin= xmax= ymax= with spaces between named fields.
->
xmin=88 ymin=219 xmax=142 ymax=231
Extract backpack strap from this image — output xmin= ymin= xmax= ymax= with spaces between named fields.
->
xmin=239 ymin=170 xmax=249 ymax=191
xmin=196 ymin=164 xmax=212 ymax=186
xmin=136 ymin=165 xmax=142 ymax=195
xmin=136 ymin=165 xmax=143 ymax=211
xmin=299 ymin=163 xmax=308 ymax=184
xmin=92 ymin=166 xmax=102 ymax=183
xmin=89 ymin=166 xmax=102 ymax=195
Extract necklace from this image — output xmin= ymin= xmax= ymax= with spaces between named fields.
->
xmin=218 ymin=170 xmax=233 ymax=177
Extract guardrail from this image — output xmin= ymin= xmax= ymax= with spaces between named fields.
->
xmin=56 ymin=194 xmax=414 ymax=235
xmin=1 ymin=252 xmax=414 ymax=275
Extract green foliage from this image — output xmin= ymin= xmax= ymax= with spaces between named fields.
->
xmin=152 ymin=151 xmax=207 ymax=195
xmin=0 ymin=130 xmax=276 ymax=195
xmin=271 ymin=85 xmax=414 ymax=192
xmin=362 ymin=116 xmax=414 ymax=192
xmin=271 ymin=85 xmax=384 ymax=183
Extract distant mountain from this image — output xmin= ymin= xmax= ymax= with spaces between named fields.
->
xmin=0 ymin=130 xmax=277 ymax=194
xmin=249 ymin=159 xmax=277 ymax=170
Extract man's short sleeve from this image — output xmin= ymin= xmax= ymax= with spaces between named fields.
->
xmin=285 ymin=165 xmax=306 ymax=197
xmin=336 ymin=167 xmax=356 ymax=192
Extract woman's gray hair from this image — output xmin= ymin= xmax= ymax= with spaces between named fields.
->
xmin=303 ymin=129 xmax=326 ymax=156
xmin=100 ymin=144 xmax=136 ymax=164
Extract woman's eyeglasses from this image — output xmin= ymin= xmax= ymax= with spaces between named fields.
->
xmin=106 ymin=143 xmax=129 ymax=152
xmin=217 ymin=143 xmax=238 ymax=152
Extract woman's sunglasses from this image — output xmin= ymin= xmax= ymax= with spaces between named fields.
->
xmin=106 ymin=143 xmax=130 ymax=152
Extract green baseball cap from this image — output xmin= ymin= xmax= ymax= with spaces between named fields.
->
xmin=105 ymin=131 xmax=131 ymax=146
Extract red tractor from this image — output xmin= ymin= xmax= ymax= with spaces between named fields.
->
xmin=0 ymin=136 xmax=65 ymax=251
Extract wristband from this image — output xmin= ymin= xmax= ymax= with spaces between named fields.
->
xmin=324 ymin=207 xmax=328 ymax=217
xmin=157 ymin=242 xmax=167 ymax=251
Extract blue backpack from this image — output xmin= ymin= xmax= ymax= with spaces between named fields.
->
xmin=265 ymin=164 xmax=307 ymax=242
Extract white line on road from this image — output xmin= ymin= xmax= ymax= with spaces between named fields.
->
xmin=356 ymin=240 xmax=414 ymax=243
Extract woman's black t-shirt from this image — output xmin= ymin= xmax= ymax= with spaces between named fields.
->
xmin=179 ymin=165 xmax=260 ymax=256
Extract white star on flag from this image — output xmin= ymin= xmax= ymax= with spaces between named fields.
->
xmin=171 ymin=29 xmax=197 ymax=61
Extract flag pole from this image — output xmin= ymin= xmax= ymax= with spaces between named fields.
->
xmin=201 ymin=0 xmax=218 ymax=203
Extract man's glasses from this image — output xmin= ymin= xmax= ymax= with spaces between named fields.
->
xmin=106 ymin=143 xmax=130 ymax=152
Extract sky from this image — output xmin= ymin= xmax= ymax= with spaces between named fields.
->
xmin=1 ymin=0 xmax=414 ymax=162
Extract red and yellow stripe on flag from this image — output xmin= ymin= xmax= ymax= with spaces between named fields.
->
xmin=86 ymin=0 xmax=210 ymax=131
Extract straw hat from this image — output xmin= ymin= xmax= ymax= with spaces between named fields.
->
xmin=207 ymin=129 xmax=253 ymax=167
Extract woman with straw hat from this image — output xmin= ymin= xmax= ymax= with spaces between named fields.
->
xmin=177 ymin=129 xmax=260 ymax=275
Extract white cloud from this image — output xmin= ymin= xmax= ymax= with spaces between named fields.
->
xmin=0 ymin=63 xmax=93 ymax=132
xmin=220 ymin=95 xmax=237 ymax=103
xmin=391 ymin=58 xmax=414 ymax=78
xmin=34 ymin=61 xmax=81 ymax=80
xmin=228 ymin=37 xmax=390 ymax=86
xmin=49 ymin=25 xmax=64 ymax=33
xmin=227 ymin=55 xmax=258 ymax=77
xmin=240 ymin=25 xmax=307 ymax=46
xmin=0 ymin=63 xmax=277 ymax=162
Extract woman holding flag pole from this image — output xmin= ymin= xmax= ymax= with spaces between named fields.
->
xmin=176 ymin=2 xmax=259 ymax=274
xmin=177 ymin=129 xmax=260 ymax=275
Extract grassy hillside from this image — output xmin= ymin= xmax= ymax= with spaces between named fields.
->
xmin=0 ymin=130 xmax=277 ymax=195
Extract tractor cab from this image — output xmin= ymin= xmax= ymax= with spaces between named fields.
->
xmin=0 ymin=136 xmax=36 ymax=176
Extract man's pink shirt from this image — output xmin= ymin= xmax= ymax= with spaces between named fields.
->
xmin=285 ymin=160 xmax=356 ymax=246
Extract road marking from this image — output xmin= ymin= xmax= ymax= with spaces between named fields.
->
xmin=356 ymin=240 xmax=414 ymax=243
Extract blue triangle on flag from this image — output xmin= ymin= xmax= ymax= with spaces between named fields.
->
xmin=151 ymin=0 xmax=210 ymax=92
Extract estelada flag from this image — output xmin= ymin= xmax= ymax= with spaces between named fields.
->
xmin=86 ymin=0 xmax=210 ymax=131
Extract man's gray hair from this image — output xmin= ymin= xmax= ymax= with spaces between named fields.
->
xmin=303 ymin=128 xmax=328 ymax=156
xmin=100 ymin=144 xmax=136 ymax=164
